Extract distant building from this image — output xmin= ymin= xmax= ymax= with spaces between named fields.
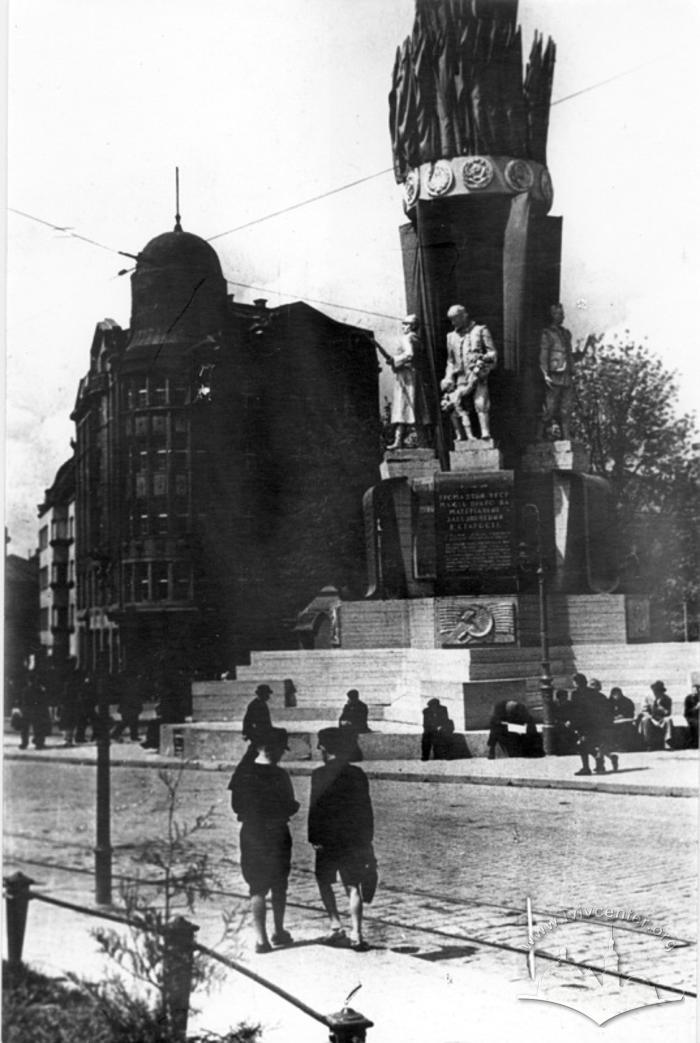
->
xmin=4 ymin=548 xmax=39 ymax=706
xmin=69 ymin=218 xmax=380 ymax=679
xmin=37 ymin=458 xmax=77 ymax=665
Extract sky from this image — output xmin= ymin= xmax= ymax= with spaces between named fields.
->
xmin=5 ymin=0 xmax=700 ymax=556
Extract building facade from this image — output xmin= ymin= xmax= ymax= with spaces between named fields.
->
xmin=37 ymin=458 xmax=77 ymax=665
xmin=70 ymin=219 xmax=381 ymax=681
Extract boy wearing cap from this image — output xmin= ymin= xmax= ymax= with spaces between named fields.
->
xmin=309 ymin=727 xmax=376 ymax=952
xmin=229 ymin=726 xmax=299 ymax=954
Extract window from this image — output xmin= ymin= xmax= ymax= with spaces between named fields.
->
xmin=136 ymin=475 xmax=148 ymax=499
xmin=137 ymin=380 xmax=149 ymax=407
xmin=135 ymin=416 xmax=149 ymax=439
xmin=39 ymin=526 xmax=49 ymax=550
xmin=139 ymin=513 xmax=149 ymax=537
xmin=175 ymin=474 xmax=188 ymax=498
xmin=173 ymin=562 xmax=191 ymax=600
xmin=152 ymin=415 xmax=167 ymax=439
xmin=39 ymin=566 xmax=49 ymax=590
xmin=152 ymin=380 xmax=168 ymax=406
xmin=152 ymin=562 xmax=169 ymax=601
xmin=155 ymin=512 xmax=169 ymax=534
xmin=135 ymin=563 xmax=149 ymax=602
xmin=154 ymin=449 xmax=168 ymax=472
xmin=171 ymin=381 xmax=188 ymax=406
xmin=153 ymin=474 xmax=167 ymax=497
xmin=40 ymin=607 xmax=49 ymax=630
xmin=52 ymin=563 xmax=67 ymax=586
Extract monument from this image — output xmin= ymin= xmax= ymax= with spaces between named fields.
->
xmin=169 ymin=0 xmax=695 ymax=762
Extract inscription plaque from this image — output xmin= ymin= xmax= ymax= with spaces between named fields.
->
xmin=435 ymin=472 xmax=516 ymax=593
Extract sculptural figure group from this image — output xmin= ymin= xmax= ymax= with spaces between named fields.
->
xmin=386 ymin=301 xmax=581 ymax=451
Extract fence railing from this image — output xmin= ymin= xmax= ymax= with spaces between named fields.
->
xmin=3 ymin=871 xmax=373 ymax=1043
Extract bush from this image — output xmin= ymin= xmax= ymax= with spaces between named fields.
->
xmin=2 ymin=961 xmax=260 ymax=1043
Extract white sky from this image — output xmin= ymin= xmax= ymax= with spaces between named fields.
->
xmin=5 ymin=0 xmax=700 ymax=556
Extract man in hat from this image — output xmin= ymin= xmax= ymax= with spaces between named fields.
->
xmin=229 ymin=726 xmax=299 ymax=954
xmin=309 ymin=727 xmax=376 ymax=952
xmin=567 ymin=673 xmax=616 ymax=775
xmin=638 ymin=681 xmax=674 ymax=750
xmin=242 ymin=684 xmax=273 ymax=747
xmin=338 ymin=688 xmax=370 ymax=761
xmin=386 ymin=314 xmax=430 ymax=450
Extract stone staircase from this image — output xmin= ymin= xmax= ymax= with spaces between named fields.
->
xmin=163 ymin=640 xmax=698 ymax=762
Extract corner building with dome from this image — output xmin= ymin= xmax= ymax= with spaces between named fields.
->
xmin=71 ymin=218 xmax=381 ymax=684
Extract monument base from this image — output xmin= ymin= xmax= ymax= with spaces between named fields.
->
xmin=449 ymin=438 xmax=503 ymax=472
xmin=380 ymin=447 xmax=440 ymax=480
xmin=521 ymin=439 xmax=590 ymax=473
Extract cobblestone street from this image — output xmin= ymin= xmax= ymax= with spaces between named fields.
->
xmin=4 ymin=758 xmax=696 ymax=999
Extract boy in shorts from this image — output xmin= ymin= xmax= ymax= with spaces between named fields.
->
xmin=229 ymin=726 xmax=299 ymax=953
xmin=308 ymin=727 xmax=376 ymax=952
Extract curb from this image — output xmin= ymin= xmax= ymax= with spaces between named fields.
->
xmin=5 ymin=749 xmax=697 ymax=798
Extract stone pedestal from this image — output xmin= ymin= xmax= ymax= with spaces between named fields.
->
xmin=521 ymin=439 xmax=590 ymax=473
xmin=380 ymin=447 xmax=440 ymax=481
xmin=449 ymin=438 xmax=503 ymax=472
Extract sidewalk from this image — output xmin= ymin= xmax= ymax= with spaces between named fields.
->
xmin=7 ymin=855 xmax=697 ymax=1043
xmin=4 ymin=731 xmax=698 ymax=797
xmin=4 ymin=732 xmax=697 ymax=1042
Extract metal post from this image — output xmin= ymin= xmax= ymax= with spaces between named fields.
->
xmin=326 ymin=1006 xmax=374 ymax=1043
xmin=524 ymin=504 xmax=554 ymax=755
xmin=162 ymin=916 xmax=199 ymax=1043
xmin=4 ymin=871 xmax=34 ymax=967
xmin=537 ymin=557 xmax=554 ymax=755
xmin=95 ymin=669 xmax=112 ymax=904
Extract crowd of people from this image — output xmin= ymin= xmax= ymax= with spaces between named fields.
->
xmin=10 ymin=659 xmax=192 ymax=752
xmin=549 ymin=674 xmax=698 ymax=775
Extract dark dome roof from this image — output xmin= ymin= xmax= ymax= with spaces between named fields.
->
xmin=137 ymin=226 xmax=223 ymax=278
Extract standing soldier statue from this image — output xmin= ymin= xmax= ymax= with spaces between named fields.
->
xmin=387 ymin=314 xmax=430 ymax=450
xmin=539 ymin=303 xmax=586 ymax=440
xmin=441 ymin=304 xmax=497 ymax=442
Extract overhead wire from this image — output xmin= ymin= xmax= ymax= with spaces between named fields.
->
xmin=7 ymin=53 xmax=667 ymax=327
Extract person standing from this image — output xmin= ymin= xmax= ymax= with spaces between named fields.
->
xmin=309 ymin=727 xmax=376 ymax=952
xmin=111 ymin=670 xmax=143 ymax=742
xmin=568 ymin=673 xmax=616 ymax=775
xmin=58 ymin=662 xmax=82 ymax=747
xmin=18 ymin=671 xmax=51 ymax=750
xmin=242 ymin=684 xmax=274 ymax=746
xmin=386 ymin=315 xmax=430 ymax=450
xmin=338 ymin=688 xmax=371 ymax=761
xmin=228 ymin=726 xmax=299 ymax=954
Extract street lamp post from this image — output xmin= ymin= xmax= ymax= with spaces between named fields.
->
xmin=523 ymin=505 xmax=555 ymax=755
xmin=92 ymin=552 xmax=112 ymax=904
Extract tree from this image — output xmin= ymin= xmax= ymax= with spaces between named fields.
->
xmin=571 ymin=334 xmax=699 ymax=637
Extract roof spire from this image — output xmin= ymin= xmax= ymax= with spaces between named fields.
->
xmin=174 ymin=166 xmax=182 ymax=232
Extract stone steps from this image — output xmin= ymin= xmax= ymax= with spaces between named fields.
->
xmin=190 ymin=691 xmax=387 ymax=724
xmin=161 ymin=722 xmax=428 ymax=762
